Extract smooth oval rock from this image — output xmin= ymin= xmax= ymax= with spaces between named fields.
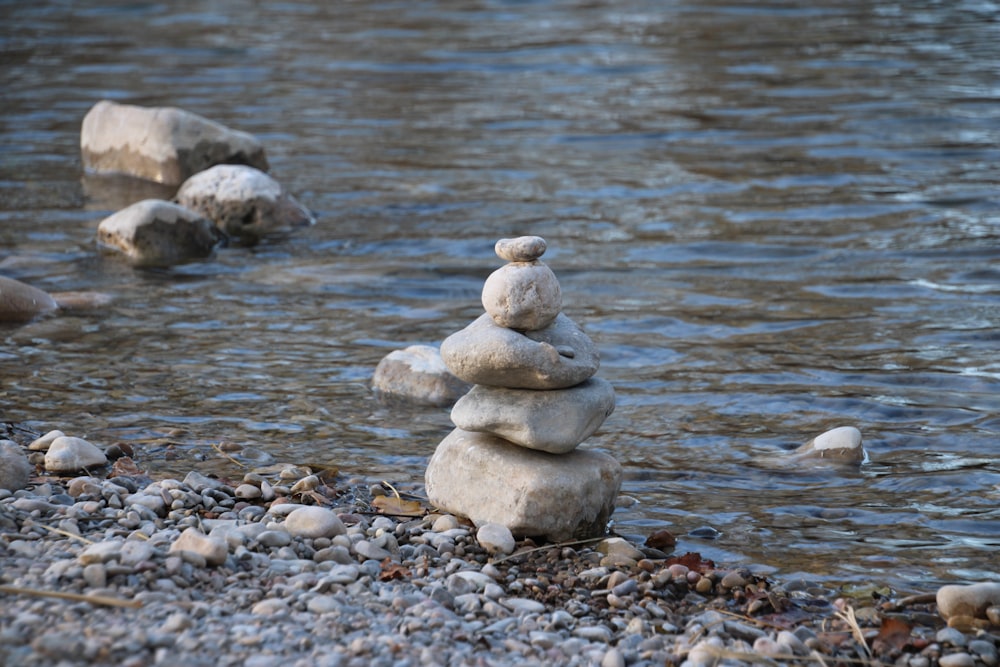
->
xmin=0 ymin=276 xmax=59 ymax=323
xmin=937 ymin=582 xmax=1000 ymax=621
xmin=372 ymin=344 xmax=470 ymax=407
xmin=495 ymin=236 xmax=546 ymax=262
xmin=81 ymin=100 xmax=268 ymax=185
xmin=97 ymin=199 xmax=226 ymax=267
xmin=481 ymin=261 xmax=561 ymax=331
xmin=175 ymin=164 xmax=314 ymax=242
xmin=43 ymin=436 xmax=108 ymax=473
xmin=450 ymin=377 xmax=615 ymax=453
xmin=0 ymin=440 xmax=33 ymax=491
xmin=440 ymin=313 xmax=599 ymax=390
xmin=28 ymin=430 xmax=66 ymax=451
xmin=476 ymin=522 xmax=516 ymax=556
xmin=283 ymin=506 xmax=346 ymax=539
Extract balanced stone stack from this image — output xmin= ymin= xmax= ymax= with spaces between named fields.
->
xmin=425 ymin=236 xmax=622 ymax=542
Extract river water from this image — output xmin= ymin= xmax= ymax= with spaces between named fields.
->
xmin=2 ymin=0 xmax=999 ymax=594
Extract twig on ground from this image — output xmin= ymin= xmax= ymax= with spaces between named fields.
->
xmin=0 ymin=584 xmax=142 ymax=608
xmin=25 ymin=519 xmax=95 ymax=545
xmin=491 ymin=536 xmax=607 ymax=564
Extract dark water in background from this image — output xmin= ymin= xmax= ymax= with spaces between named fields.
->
xmin=2 ymin=0 xmax=999 ymax=593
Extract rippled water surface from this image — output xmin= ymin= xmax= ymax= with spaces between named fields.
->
xmin=2 ymin=0 xmax=999 ymax=593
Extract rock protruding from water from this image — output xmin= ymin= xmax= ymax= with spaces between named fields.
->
xmin=175 ymin=164 xmax=315 ymax=243
xmin=81 ymin=100 xmax=269 ymax=186
xmin=0 ymin=275 xmax=59 ymax=323
xmin=372 ymin=345 xmax=471 ymax=407
xmin=426 ymin=236 xmax=621 ymax=541
xmin=97 ymin=199 xmax=226 ymax=267
xmin=790 ymin=426 xmax=866 ymax=464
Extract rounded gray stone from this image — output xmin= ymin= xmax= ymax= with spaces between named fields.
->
xmin=97 ymin=199 xmax=225 ymax=267
xmin=440 ymin=313 xmax=599 ymax=390
xmin=43 ymin=436 xmax=108 ymax=474
xmin=481 ymin=261 xmax=562 ymax=331
xmin=495 ymin=236 xmax=546 ymax=262
xmin=0 ymin=440 xmax=33 ymax=491
xmin=450 ymin=377 xmax=615 ymax=453
xmin=175 ymin=164 xmax=314 ymax=242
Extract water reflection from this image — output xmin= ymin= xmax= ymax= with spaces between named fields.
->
xmin=1 ymin=0 xmax=999 ymax=592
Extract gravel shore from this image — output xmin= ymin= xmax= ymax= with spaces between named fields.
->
xmin=1 ymin=461 xmax=997 ymax=667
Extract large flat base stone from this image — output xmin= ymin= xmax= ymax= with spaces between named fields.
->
xmin=425 ymin=428 xmax=622 ymax=542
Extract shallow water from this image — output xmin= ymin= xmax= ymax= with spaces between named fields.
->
xmin=2 ymin=0 xmax=999 ymax=593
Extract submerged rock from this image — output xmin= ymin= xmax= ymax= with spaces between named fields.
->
xmin=81 ymin=100 xmax=268 ymax=185
xmin=791 ymin=426 xmax=866 ymax=464
xmin=0 ymin=275 xmax=59 ymax=322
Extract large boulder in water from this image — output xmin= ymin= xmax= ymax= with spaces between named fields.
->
xmin=97 ymin=199 xmax=226 ymax=267
xmin=175 ymin=165 xmax=315 ymax=243
xmin=372 ymin=344 xmax=470 ymax=407
xmin=81 ymin=100 xmax=269 ymax=186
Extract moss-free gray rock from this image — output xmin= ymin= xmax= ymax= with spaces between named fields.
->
xmin=175 ymin=164 xmax=314 ymax=243
xmin=450 ymin=377 xmax=615 ymax=453
xmin=97 ymin=199 xmax=225 ymax=267
xmin=43 ymin=436 xmax=107 ymax=473
xmin=81 ymin=100 xmax=268 ymax=185
xmin=425 ymin=428 xmax=621 ymax=541
xmin=0 ymin=276 xmax=59 ymax=323
xmin=372 ymin=344 xmax=470 ymax=406
xmin=0 ymin=440 xmax=33 ymax=491
xmin=440 ymin=312 xmax=599 ymax=390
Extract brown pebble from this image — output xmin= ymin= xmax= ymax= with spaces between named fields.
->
xmin=645 ymin=529 xmax=677 ymax=551
xmin=696 ymin=576 xmax=714 ymax=594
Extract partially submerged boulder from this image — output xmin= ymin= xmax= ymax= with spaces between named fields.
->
xmin=790 ymin=426 xmax=866 ymax=464
xmin=372 ymin=344 xmax=470 ymax=407
xmin=81 ymin=100 xmax=268 ymax=186
xmin=97 ymin=199 xmax=226 ymax=267
xmin=175 ymin=165 xmax=314 ymax=243
xmin=0 ymin=275 xmax=59 ymax=322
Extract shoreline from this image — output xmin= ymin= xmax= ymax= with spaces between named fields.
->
xmin=2 ymin=459 xmax=996 ymax=667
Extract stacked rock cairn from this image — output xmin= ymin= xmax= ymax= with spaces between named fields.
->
xmin=425 ymin=236 xmax=622 ymax=542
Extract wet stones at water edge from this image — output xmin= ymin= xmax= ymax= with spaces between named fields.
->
xmin=426 ymin=235 xmax=622 ymax=542
xmin=81 ymin=100 xmax=269 ymax=186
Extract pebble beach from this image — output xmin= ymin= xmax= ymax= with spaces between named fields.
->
xmin=2 ymin=438 xmax=998 ymax=667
